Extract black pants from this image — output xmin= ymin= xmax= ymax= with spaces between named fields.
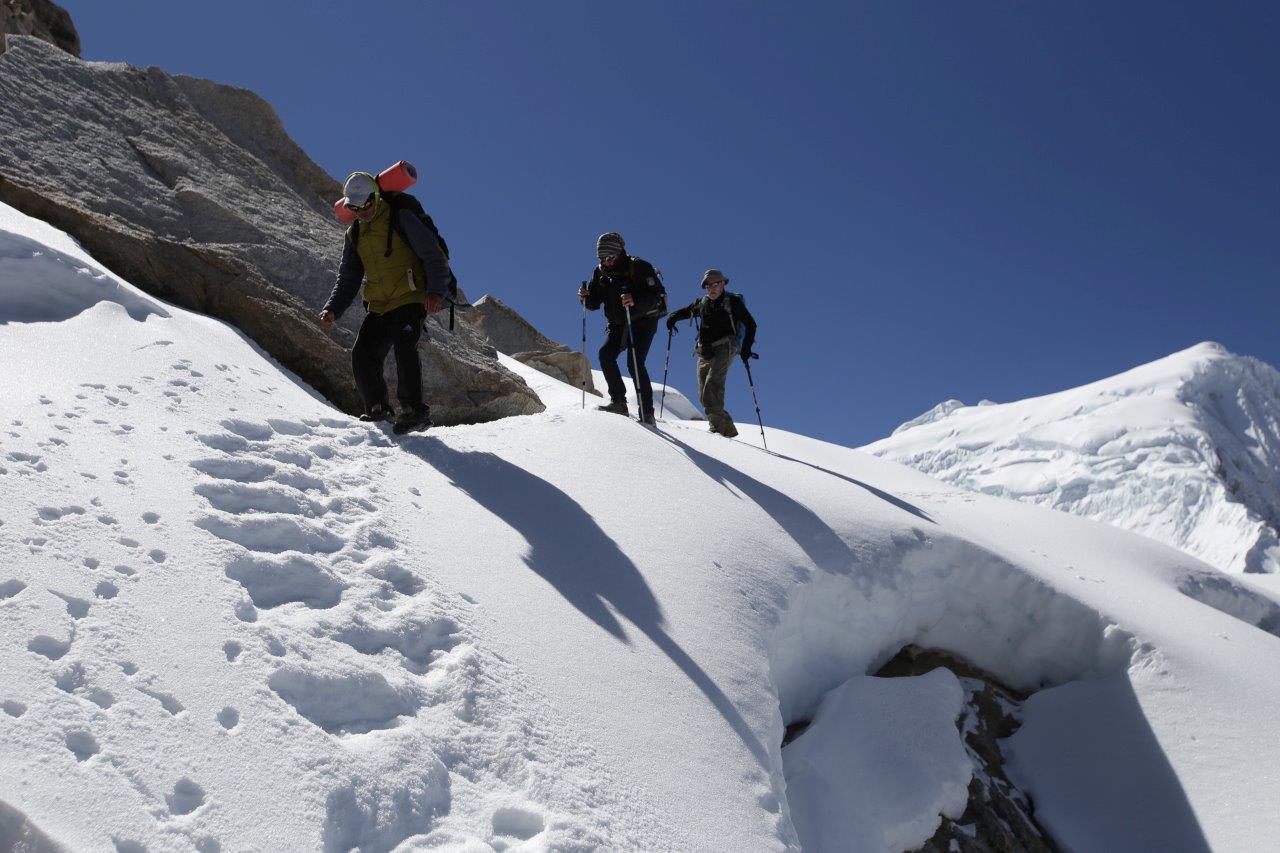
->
xmin=599 ymin=316 xmax=658 ymax=414
xmin=352 ymin=302 xmax=426 ymax=413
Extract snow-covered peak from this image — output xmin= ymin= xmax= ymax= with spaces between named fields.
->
xmin=866 ymin=342 xmax=1280 ymax=574
xmin=890 ymin=398 xmax=996 ymax=436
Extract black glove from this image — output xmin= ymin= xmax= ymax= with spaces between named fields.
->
xmin=665 ymin=316 xmax=678 ymax=332
xmin=739 ymin=346 xmax=754 ymax=363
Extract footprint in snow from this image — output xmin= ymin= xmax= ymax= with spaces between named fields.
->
xmin=491 ymin=806 xmax=546 ymax=842
xmin=332 ymin=616 xmax=461 ymax=674
xmin=366 ymin=560 xmax=426 ymax=597
xmin=165 ymin=777 xmax=206 ymax=816
xmin=54 ymin=664 xmax=85 ymax=693
xmin=84 ymin=688 xmax=114 ymax=709
xmin=52 ymin=662 xmax=112 ymax=709
xmin=27 ymin=635 xmax=72 ymax=661
xmin=268 ymin=664 xmax=419 ymax=735
xmin=223 ymin=641 xmax=242 ymax=662
xmin=51 ymin=591 xmax=91 ymax=619
xmin=65 ymin=729 xmax=100 ymax=762
xmin=35 ymin=505 xmax=84 ymax=522
xmin=3 ymin=700 xmax=26 ymax=717
xmin=217 ymin=707 xmax=239 ymax=730
xmin=136 ymin=685 xmax=184 ymax=716
xmin=196 ymin=513 xmax=343 ymax=555
xmin=0 ymin=579 xmax=27 ymax=599
xmin=223 ymin=554 xmax=345 ymax=610
xmin=194 ymin=480 xmax=325 ymax=517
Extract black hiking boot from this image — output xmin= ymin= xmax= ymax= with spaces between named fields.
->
xmin=392 ymin=406 xmax=432 ymax=435
xmin=359 ymin=404 xmax=391 ymax=423
xmin=596 ymin=399 xmax=629 ymax=416
xmin=720 ymin=421 xmax=739 ymax=438
xmin=640 ymin=410 xmax=657 ymax=426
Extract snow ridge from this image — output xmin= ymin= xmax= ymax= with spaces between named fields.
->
xmin=867 ymin=342 xmax=1280 ymax=574
xmin=5 ymin=201 xmax=1280 ymax=851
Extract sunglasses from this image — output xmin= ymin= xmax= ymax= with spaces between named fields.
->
xmin=702 ymin=280 xmax=725 ymax=289
xmin=344 ymin=197 xmax=376 ymax=212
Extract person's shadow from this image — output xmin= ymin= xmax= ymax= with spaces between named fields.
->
xmin=764 ymin=449 xmax=934 ymax=525
xmin=399 ymin=436 xmax=769 ymax=765
xmin=655 ymin=431 xmax=926 ymax=575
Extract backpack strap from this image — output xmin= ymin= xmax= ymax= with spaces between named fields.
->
xmin=384 ymin=194 xmax=398 ymax=258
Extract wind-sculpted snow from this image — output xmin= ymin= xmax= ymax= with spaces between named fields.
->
xmin=866 ymin=342 xmax=1280 ymax=574
xmin=2 ymin=204 xmax=1279 ymax=850
xmin=0 ymin=229 xmax=168 ymax=324
xmin=783 ymin=668 xmax=972 ymax=852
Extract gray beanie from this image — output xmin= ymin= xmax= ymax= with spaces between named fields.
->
xmin=701 ymin=268 xmax=728 ymax=287
xmin=596 ymin=231 xmax=626 ymax=261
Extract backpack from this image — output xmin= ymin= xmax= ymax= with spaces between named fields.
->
xmin=350 ymin=191 xmax=460 ymax=327
xmin=623 ymin=257 xmax=668 ymax=320
xmin=693 ymin=292 xmax=746 ymax=353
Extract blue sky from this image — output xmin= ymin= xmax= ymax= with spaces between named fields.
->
xmin=63 ymin=1 xmax=1280 ymax=446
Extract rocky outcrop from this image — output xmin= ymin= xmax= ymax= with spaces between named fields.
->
xmin=876 ymin=647 xmax=1057 ymax=853
xmin=0 ymin=35 xmax=542 ymax=424
xmin=463 ymin=294 xmax=596 ymax=394
xmin=0 ymin=0 xmax=78 ymax=56
xmin=781 ymin=646 xmax=1058 ymax=853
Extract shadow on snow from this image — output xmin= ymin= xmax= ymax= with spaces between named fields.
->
xmin=400 ymin=436 xmax=769 ymax=766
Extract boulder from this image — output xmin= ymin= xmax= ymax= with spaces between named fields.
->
xmin=511 ymin=350 xmax=599 ymax=396
xmin=0 ymin=0 xmax=78 ymax=57
xmin=0 ymin=36 xmax=542 ymax=425
xmin=463 ymin=294 xmax=596 ymax=394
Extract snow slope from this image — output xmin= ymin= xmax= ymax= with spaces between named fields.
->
xmin=865 ymin=343 xmax=1280 ymax=575
xmin=2 ymin=200 xmax=1280 ymax=851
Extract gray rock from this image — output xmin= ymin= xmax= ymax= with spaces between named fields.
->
xmin=0 ymin=0 xmax=78 ymax=57
xmin=0 ymin=36 xmax=542 ymax=425
xmin=464 ymin=294 xmax=565 ymax=355
xmin=876 ymin=646 xmax=1059 ymax=853
xmin=463 ymin=294 xmax=596 ymax=394
xmin=511 ymin=350 xmax=599 ymax=396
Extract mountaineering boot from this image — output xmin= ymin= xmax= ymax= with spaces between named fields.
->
xmin=596 ymin=399 xmax=629 ymax=416
xmin=392 ymin=406 xmax=432 ymax=435
xmin=719 ymin=420 xmax=739 ymax=438
xmin=640 ymin=410 xmax=657 ymax=426
xmin=359 ymin=404 xmax=391 ymax=423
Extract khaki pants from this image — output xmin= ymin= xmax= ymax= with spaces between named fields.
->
xmin=697 ymin=344 xmax=737 ymax=434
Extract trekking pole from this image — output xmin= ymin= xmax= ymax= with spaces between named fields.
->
xmin=579 ymin=283 xmax=588 ymax=410
xmin=623 ymin=303 xmax=643 ymax=422
xmin=743 ymin=353 xmax=768 ymax=452
xmin=658 ymin=325 xmax=673 ymax=420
